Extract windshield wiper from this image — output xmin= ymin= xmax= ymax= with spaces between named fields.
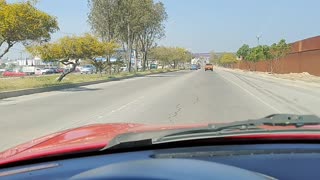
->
xmin=211 ymin=114 xmax=320 ymax=129
xmin=154 ymin=114 xmax=320 ymax=143
xmin=102 ymin=114 xmax=320 ymax=151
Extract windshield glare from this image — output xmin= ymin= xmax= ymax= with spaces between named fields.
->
xmin=0 ymin=0 xmax=320 ymax=154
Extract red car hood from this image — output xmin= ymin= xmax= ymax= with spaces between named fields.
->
xmin=1 ymin=123 xmax=320 ymax=166
xmin=0 ymin=123 xmax=207 ymax=166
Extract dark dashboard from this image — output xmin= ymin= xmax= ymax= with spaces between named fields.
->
xmin=1 ymin=144 xmax=320 ymax=179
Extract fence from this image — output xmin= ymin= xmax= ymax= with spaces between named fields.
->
xmin=231 ymin=36 xmax=320 ymax=76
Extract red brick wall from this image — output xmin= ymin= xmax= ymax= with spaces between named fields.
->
xmin=232 ymin=36 xmax=320 ymax=76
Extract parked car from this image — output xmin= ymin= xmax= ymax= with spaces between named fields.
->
xmin=49 ymin=68 xmax=62 ymax=73
xmin=3 ymin=70 xmax=26 ymax=77
xmin=56 ymin=68 xmax=65 ymax=73
xmin=34 ymin=68 xmax=42 ymax=75
xmin=150 ymin=64 xmax=158 ymax=69
xmin=80 ymin=65 xmax=96 ymax=74
xmin=41 ymin=68 xmax=55 ymax=75
xmin=120 ymin=66 xmax=128 ymax=72
xmin=0 ymin=69 xmax=5 ymax=75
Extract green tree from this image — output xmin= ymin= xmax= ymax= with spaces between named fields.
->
xmin=236 ymin=44 xmax=250 ymax=60
xmin=88 ymin=0 xmax=167 ymax=72
xmin=150 ymin=46 xmax=191 ymax=69
xmin=246 ymin=47 xmax=262 ymax=71
xmin=259 ymin=45 xmax=274 ymax=72
xmin=0 ymin=0 xmax=59 ymax=58
xmin=86 ymin=39 xmax=119 ymax=75
xmin=247 ymin=46 xmax=272 ymax=71
xmin=88 ymin=0 xmax=118 ymax=42
xmin=150 ymin=46 xmax=170 ymax=68
xmin=88 ymin=0 xmax=121 ymax=74
xmin=270 ymin=39 xmax=291 ymax=73
xmin=113 ymin=0 xmax=140 ymax=72
xmin=138 ymin=1 xmax=167 ymax=70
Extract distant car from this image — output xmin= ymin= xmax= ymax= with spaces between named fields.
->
xmin=150 ymin=64 xmax=158 ymax=69
xmin=0 ymin=69 xmax=5 ymax=75
xmin=205 ymin=63 xmax=213 ymax=71
xmin=80 ymin=65 xmax=96 ymax=74
xmin=49 ymin=68 xmax=60 ymax=73
xmin=190 ymin=64 xmax=198 ymax=70
xmin=3 ymin=70 xmax=26 ymax=77
xmin=34 ymin=68 xmax=42 ymax=75
xmin=56 ymin=68 xmax=64 ymax=73
xmin=120 ymin=66 xmax=128 ymax=72
xmin=41 ymin=68 xmax=55 ymax=75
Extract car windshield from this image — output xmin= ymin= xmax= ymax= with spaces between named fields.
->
xmin=1 ymin=0 xmax=320 ymax=155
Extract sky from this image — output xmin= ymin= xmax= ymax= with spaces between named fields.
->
xmin=3 ymin=0 xmax=320 ymax=59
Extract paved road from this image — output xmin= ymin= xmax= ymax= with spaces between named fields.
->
xmin=1 ymin=69 xmax=320 ymax=152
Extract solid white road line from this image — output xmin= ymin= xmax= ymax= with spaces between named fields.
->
xmin=219 ymin=71 xmax=281 ymax=113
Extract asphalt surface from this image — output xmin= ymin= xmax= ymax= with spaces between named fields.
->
xmin=1 ymin=68 xmax=320 ymax=152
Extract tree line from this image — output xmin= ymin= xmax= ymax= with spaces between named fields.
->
xmin=28 ymin=0 xmax=169 ymax=81
xmin=1 ymin=0 xmax=187 ymax=82
xmin=236 ymin=39 xmax=291 ymax=72
xmin=209 ymin=52 xmax=237 ymax=66
xmin=150 ymin=46 xmax=192 ymax=69
xmin=209 ymin=39 xmax=291 ymax=72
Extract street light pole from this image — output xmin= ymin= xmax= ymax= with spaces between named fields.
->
xmin=256 ymin=35 xmax=262 ymax=45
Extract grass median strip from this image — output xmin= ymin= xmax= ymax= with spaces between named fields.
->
xmin=0 ymin=69 xmax=178 ymax=92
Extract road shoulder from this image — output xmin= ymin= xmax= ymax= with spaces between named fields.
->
xmin=219 ymin=67 xmax=320 ymax=89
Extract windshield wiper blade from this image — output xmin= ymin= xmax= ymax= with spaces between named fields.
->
xmin=154 ymin=114 xmax=320 ymax=143
xmin=102 ymin=114 xmax=320 ymax=151
xmin=247 ymin=114 xmax=320 ymax=127
xmin=210 ymin=114 xmax=320 ymax=129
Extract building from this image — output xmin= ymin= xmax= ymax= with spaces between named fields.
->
xmin=16 ymin=57 xmax=59 ymax=67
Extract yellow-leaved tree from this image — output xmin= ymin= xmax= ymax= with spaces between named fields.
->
xmin=27 ymin=34 xmax=118 ymax=82
xmin=0 ymin=0 xmax=59 ymax=58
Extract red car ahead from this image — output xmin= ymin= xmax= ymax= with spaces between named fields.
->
xmin=1 ymin=114 xmax=320 ymax=180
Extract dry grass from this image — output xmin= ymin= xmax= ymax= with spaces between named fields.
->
xmin=0 ymin=69 xmax=176 ymax=92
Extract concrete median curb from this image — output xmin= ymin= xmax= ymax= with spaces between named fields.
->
xmin=0 ymin=71 xmax=176 ymax=100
